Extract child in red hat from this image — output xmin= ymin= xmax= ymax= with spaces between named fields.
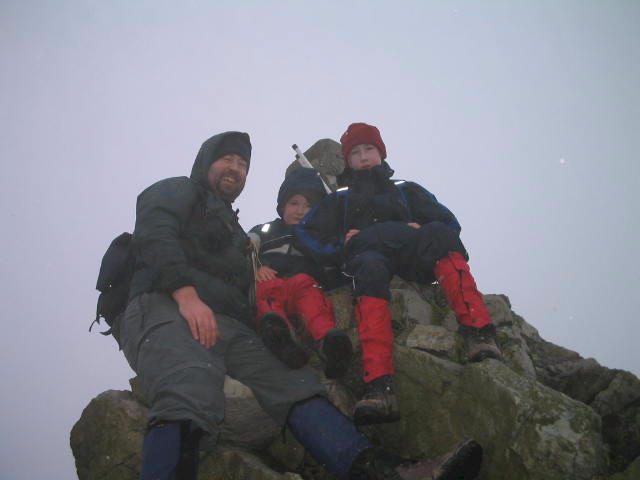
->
xmin=297 ymin=122 xmax=502 ymax=425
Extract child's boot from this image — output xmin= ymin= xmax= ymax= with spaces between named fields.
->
xmin=434 ymin=252 xmax=502 ymax=362
xmin=353 ymin=374 xmax=400 ymax=425
xmin=258 ymin=312 xmax=309 ymax=369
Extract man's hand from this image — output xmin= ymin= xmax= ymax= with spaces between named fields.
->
xmin=172 ymin=286 xmax=219 ymax=348
xmin=344 ymin=229 xmax=361 ymax=243
xmin=407 ymin=222 xmax=421 ymax=229
xmin=256 ymin=265 xmax=278 ymax=283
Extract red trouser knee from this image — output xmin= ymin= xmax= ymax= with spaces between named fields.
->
xmin=287 ymin=274 xmax=336 ymax=341
xmin=355 ymin=296 xmax=394 ymax=382
xmin=256 ymin=274 xmax=335 ymax=340
xmin=256 ymin=278 xmax=292 ymax=329
xmin=434 ymin=252 xmax=491 ymax=328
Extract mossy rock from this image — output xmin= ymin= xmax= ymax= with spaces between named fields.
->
xmin=70 ymin=390 xmax=147 ymax=480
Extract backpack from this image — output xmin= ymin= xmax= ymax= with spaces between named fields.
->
xmin=90 ymin=232 xmax=134 ymax=335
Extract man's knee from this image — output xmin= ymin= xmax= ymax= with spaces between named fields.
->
xmin=226 ymin=330 xmax=325 ymax=424
xmin=148 ymin=363 xmax=226 ymax=435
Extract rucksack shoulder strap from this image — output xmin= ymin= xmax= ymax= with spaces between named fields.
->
xmin=392 ymin=179 xmax=412 ymax=218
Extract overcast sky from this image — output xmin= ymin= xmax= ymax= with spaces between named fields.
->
xmin=1 ymin=1 xmax=638 ymax=479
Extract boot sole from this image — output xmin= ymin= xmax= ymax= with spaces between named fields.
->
xmin=432 ymin=439 xmax=483 ymax=480
xmin=260 ymin=315 xmax=309 ymax=369
xmin=322 ymin=329 xmax=353 ymax=379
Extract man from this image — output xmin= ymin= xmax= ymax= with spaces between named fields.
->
xmin=297 ymin=122 xmax=502 ymax=426
xmin=116 ymin=131 xmax=483 ymax=480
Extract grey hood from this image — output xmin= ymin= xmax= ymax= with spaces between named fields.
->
xmin=189 ymin=131 xmax=251 ymax=189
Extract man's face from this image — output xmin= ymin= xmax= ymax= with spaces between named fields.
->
xmin=207 ymin=154 xmax=248 ymax=202
xmin=347 ymin=144 xmax=382 ymax=170
xmin=282 ymin=194 xmax=312 ymax=225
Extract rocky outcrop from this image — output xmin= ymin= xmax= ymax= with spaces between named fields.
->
xmin=70 ymin=390 xmax=146 ymax=480
xmin=71 ymin=141 xmax=640 ymax=479
xmin=525 ymin=330 xmax=640 ymax=473
xmin=71 ymin=282 xmax=640 ymax=479
xmin=286 ymin=139 xmax=344 ymax=192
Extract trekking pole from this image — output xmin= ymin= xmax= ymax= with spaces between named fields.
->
xmin=292 ymin=144 xmax=332 ymax=194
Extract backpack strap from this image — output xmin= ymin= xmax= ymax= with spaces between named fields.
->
xmin=335 ymin=186 xmax=350 ymax=237
xmin=392 ymin=179 xmax=412 ymax=219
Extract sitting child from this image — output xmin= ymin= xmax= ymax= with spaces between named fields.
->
xmin=297 ymin=122 xmax=502 ymax=425
xmin=248 ymin=167 xmax=353 ymax=379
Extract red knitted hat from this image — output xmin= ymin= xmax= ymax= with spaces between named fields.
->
xmin=340 ymin=122 xmax=387 ymax=166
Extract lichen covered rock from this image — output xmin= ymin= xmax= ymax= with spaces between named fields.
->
xmin=71 ymin=281 xmax=638 ymax=479
xmin=70 ymin=390 xmax=146 ymax=480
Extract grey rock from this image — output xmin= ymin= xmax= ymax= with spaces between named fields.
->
xmin=390 ymin=287 xmax=435 ymax=327
xmin=592 ymin=370 xmax=640 ymax=417
xmin=523 ymin=317 xmax=640 ymax=473
xmin=200 ymin=447 xmax=304 ymax=480
xmin=286 ymin=139 xmax=344 ymax=191
xmin=70 ymin=390 xmax=146 ymax=480
xmin=592 ymin=371 xmax=640 ymax=473
xmin=216 ymin=376 xmax=281 ymax=450
xmin=484 ymin=295 xmax=537 ymax=379
xmin=267 ymin=427 xmax=306 ymax=474
xmin=378 ymin=347 xmax=607 ymax=480
xmin=71 ymin=380 xmax=283 ymax=480
xmin=406 ymin=324 xmax=460 ymax=361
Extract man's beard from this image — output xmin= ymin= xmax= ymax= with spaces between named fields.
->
xmin=214 ymin=171 xmax=245 ymax=202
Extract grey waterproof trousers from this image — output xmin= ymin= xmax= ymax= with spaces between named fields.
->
xmin=118 ymin=292 xmax=325 ymax=436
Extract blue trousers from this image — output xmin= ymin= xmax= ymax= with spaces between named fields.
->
xmin=345 ymin=221 xmax=467 ymax=300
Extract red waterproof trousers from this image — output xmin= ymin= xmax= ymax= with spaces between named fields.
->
xmin=434 ymin=251 xmax=491 ymax=328
xmin=355 ymin=296 xmax=394 ymax=383
xmin=256 ymin=273 xmax=336 ymax=341
xmin=355 ymin=252 xmax=491 ymax=383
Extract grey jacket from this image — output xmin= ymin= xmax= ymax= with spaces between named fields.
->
xmin=128 ymin=132 xmax=253 ymax=324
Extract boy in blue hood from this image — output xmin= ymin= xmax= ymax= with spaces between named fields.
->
xmin=248 ymin=167 xmax=353 ymax=379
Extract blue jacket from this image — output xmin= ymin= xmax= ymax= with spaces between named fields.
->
xmin=296 ymin=161 xmax=461 ymax=266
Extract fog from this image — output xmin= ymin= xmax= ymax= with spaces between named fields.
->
xmin=1 ymin=1 xmax=638 ymax=478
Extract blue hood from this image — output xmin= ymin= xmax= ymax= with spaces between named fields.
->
xmin=277 ymin=167 xmax=327 ymax=217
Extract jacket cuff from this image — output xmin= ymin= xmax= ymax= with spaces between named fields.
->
xmin=156 ymin=268 xmax=194 ymax=293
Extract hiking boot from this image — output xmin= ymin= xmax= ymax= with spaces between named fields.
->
xmin=259 ymin=312 xmax=309 ymax=369
xmin=459 ymin=324 xmax=503 ymax=362
xmin=348 ymin=439 xmax=483 ymax=480
xmin=353 ymin=374 xmax=400 ymax=425
xmin=318 ymin=328 xmax=353 ymax=379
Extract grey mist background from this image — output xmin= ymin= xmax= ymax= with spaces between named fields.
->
xmin=1 ymin=1 xmax=638 ymax=479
